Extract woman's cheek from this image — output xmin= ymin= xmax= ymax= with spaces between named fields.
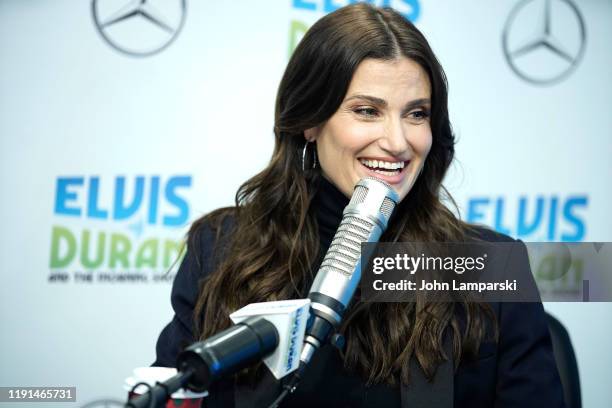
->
xmin=343 ymin=124 xmax=360 ymax=141
xmin=415 ymin=128 xmax=433 ymax=155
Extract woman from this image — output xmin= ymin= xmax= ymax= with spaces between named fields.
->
xmin=154 ymin=3 xmax=565 ymax=407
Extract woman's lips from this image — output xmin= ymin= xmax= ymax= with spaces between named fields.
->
xmin=358 ymin=160 xmax=410 ymax=185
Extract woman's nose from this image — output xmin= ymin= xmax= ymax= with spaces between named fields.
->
xmin=379 ymin=116 xmax=410 ymax=156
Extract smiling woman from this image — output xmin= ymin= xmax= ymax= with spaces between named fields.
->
xmin=153 ymin=3 xmax=566 ymax=407
xmin=305 ymin=57 xmax=432 ymax=200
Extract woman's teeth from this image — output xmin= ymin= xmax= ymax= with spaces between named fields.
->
xmin=359 ymin=159 xmax=405 ymax=175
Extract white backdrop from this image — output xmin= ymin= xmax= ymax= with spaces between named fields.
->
xmin=1 ymin=1 xmax=610 ymax=406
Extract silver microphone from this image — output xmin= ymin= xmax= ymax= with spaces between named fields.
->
xmin=300 ymin=177 xmax=399 ymax=365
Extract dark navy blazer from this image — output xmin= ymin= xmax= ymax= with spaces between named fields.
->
xmin=153 ymin=218 xmax=566 ymax=407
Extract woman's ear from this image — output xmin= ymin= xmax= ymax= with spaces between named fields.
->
xmin=304 ymin=127 xmax=318 ymax=142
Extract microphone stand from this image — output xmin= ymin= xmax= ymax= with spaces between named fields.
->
xmin=124 ymin=368 xmax=195 ymax=408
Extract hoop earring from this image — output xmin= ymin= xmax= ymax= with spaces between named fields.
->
xmin=301 ymin=141 xmax=317 ymax=171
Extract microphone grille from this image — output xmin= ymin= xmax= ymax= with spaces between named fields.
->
xmin=380 ymin=197 xmax=395 ymax=218
xmin=321 ymin=216 xmax=374 ymax=276
xmin=350 ymin=184 xmax=368 ymax=205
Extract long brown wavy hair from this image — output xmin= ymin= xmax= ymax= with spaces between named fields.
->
xmin=191 ymin=3 xmax=496 ymax=386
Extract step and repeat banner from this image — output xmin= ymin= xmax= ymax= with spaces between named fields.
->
xmin=1 ymin=1 xmax=610 ymax=406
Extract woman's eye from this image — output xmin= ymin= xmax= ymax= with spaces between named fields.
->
xmin=407 ymin=109 xmax=430 ymax=122
xmin=354 ymin=107 xmax=379 ymax=118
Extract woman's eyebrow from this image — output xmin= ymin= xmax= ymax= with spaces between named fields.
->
xmin=404 ymin=98 xmax=431 ymax=110
xmin=344 ymin=94 xmax=431 ymax=110
xmin=344 ymin=94 xmax=388 ymax=106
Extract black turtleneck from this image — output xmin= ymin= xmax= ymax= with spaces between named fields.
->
xmin=313 ymin=176 xmax=350 ymax=253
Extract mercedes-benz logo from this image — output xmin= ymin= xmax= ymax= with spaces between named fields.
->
xmin=92 ymin=0 xmax=186 ymax=57
xmin=502 ymin=0 xmax=586 ymax=85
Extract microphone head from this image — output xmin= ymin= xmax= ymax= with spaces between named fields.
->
xmin=345 ymin=177 xmax=399 ymax=229
xmin=308 ymin=177 xmax=399 ymax=324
